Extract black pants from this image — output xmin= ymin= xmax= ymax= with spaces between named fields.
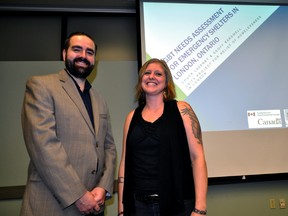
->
xmin=131 ymin=199 xmax=194 ymax=216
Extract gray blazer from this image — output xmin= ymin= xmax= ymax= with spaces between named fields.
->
xmin=20 ymin=70 xmax=116 ymax=216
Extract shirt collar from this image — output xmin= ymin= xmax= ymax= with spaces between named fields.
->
xmin=65 ymin=69 xmax=92 ymax=92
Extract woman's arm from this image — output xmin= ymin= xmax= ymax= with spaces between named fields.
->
xmin=118 ymin=110 xmax=134 ymax=215
xmin=177 ymin=101 xmax=208 ymax=215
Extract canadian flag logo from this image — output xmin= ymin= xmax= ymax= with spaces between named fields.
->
xmin=247 ymin=112 xmax=255 ymax=117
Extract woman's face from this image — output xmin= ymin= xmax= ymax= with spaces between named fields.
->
xmin=141 ymin=62 xmax=166 ymax=97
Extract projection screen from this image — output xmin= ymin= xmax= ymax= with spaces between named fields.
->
xmin=138 ymin=0 xmax=288 ymax=181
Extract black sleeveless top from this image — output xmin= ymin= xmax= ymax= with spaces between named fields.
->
xmin=123 ymin=100 xmax=195 ymax=215
xmin=128 ymin=113 xmax=162 ymax=194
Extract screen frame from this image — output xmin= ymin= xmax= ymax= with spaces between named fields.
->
xmin=136 ymin=0 xmax=288 ymax=184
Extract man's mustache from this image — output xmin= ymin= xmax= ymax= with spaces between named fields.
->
xmin=74 ymin=57 xmax=90 ymax=66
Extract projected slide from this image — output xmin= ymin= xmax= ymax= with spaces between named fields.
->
xmin=141 ymin=3 xmax=288 ymax=132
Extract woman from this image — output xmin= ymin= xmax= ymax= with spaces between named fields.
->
xmin=118 ymin=58 xmax=207 ymax=216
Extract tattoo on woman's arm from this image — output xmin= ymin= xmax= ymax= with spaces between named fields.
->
xmin=181 ymin=106 xmax=203 ymax=144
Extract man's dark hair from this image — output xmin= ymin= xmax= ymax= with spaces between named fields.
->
xmin=63 ymin=32 xmax=97 ymax=53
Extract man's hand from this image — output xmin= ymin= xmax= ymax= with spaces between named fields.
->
xmin=91 ymin=187 xmax=106 ymax=211
xmin=75 ymin=191 xmax=97 ymax=215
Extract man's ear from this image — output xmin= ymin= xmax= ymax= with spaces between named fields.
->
xmin=62 ymin=50 xmax=66 ymax=61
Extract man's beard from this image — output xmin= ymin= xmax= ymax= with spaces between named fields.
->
xmin=65 ymin=57 xmax=94 ymax=79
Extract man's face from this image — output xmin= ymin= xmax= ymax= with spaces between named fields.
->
xmin=63 ymin=35 xmax=96 ymax=79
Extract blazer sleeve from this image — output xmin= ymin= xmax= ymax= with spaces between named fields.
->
xmin=21 ymin=76 xmax=86 ymax=208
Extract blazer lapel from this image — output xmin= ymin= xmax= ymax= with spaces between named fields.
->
xmin=90 ymin=90 xmax=99 ymax=137
xmin=59 ymin=70 xmax=96 ymax=135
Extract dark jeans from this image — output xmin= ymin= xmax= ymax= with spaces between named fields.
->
xmin=131 ymin=199 xmax=194 ymax=216
xmin=86 ymin=211 xmax=104 ymax=216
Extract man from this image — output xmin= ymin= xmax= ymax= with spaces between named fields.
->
xmin=20 ymin=32 xmax=116 ymax=216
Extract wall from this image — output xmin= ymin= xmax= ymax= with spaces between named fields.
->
xmin=209 ymin=180 xmax=288 ymax=216
xmin=0 ymin=10 xmax=287 ymax=216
